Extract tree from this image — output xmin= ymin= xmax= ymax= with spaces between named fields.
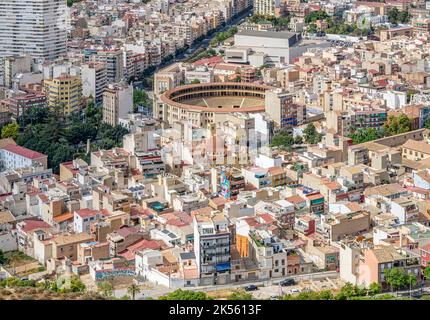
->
xmin=423 ymin=265 xmax=430 ymax=281
xmin=127 ymin=283 xmax=141 ymax=300
xmin=348 ymin=128 xmax=384 ymax=144
xmin=190 ymin=79 xmax=201 ymax=84
xmin=14 ymin=104 xmax=128 ymax=174
xmin=384 ymin=268 xmax=409 ymax=292
xmin=335 ymin=282 xmax=355 ymax=300
xmin=303 ymin=123 xmax=322 ymax=145
xmin=406 ymin=273 xmax=417 ymax=299
xmin=387 ymin=8 xmax=411 ymax=25
xmin=295 ymin=291 xmax=321 ymax=300
xmin=400 ymin=10 xmax=410 ymax=23
xmin=1 ymin=123 xmax=19 ymax=140
xmin=0 ymin=250 xmax=7 ymax=265
xmin=36 ymin=280 xmax=51 ymax=291
xmin=70 ymin=277 xmax=86 ymax=292
xmin=304 ymin=10 xmax=329 ymax=24
xmin=284 ymin=290 xmax=334 ymax=300
xmin=294 ymin=135 xmax=303 ymax=145
xmin=133 ymin=89 xmax=149 ymax=112
xmin=67 ymin=0 xmax=81 ymax=6
xmin=318 ymin=290 xmax=334 ymax=300
xmin=228 ymin=290 xmax=253 ymax=300
xmin=4 ymin=277 xmax=21 ymax=288
xmin=270 ymin=131 xmax=294 ymax=150
xmin=98 ymin=281 xmax=113 ymax=298
xmin=50 ymin=280 xmax=59 ymax=292
xmin=210 ymin=38 xmax=218 ymax=47
xmin=159 ymin=289 xmax=212 ymax=300
xmin=425 ymin=118 xmax=430 ymax=130
xmin=383 ymin=114 xmax=412 ymax=136
xmin=368 ymin=282 xmax=382 ymax=296
xmin=307 ymin=23 xmax=318 ymax=34
xmin=388 ymin=7 xmax=400 ymax=25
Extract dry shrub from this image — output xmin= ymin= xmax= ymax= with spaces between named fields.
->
xmin=1 ymin=289 xmax=12 ymax=296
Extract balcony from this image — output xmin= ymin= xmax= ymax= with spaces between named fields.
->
xmin=405 ymin=258 xmax=420 ymax=267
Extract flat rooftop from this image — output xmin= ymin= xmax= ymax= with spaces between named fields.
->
xmin=236 ymin=30 xmax=299 ymax=40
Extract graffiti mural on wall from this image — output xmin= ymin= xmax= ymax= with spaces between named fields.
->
xmin=94 ymin=267 xmax=135 ymax=281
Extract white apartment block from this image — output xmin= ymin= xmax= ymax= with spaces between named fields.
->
xmin=0 ymin=0 xmax=67 ymax=61
xmin=193 ymin=212 xmax=231 ymax=286
xmin=81 ymin=62 xmax=108 ymax=104
xmin=92 ymin=50 xmax=124 ymax=84
xmin=102 ymin=83 xmax=133 ymax=126
xmin=254 ymin=0 xmax=277 ymax=16
xmin=0 ymin=144 xmax=48 ymax=171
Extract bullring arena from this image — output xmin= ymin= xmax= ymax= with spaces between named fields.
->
xmin=158 ymin=82 xmax=271 ymax=126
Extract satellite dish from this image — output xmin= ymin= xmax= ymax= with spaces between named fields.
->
xmin=357 ymin=14 xmax=371 ymax=30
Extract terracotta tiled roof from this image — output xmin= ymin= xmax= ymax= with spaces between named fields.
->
xmin=2 ymin=144 xmax=45 ymax=159
xmin=53 ymin=212 xmax=74 ymax=224
xmin=20 ymin=219 xmax=51 ymax=233
xmin=74 ymin=209 xmax=100 ymax=219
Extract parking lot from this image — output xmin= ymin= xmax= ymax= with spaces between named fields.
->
xmin=251 ymin=277 xmax=345 ymax=299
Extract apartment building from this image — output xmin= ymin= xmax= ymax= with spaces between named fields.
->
xmin=92 ymin=50 xmax=124 ymax=84
xmin=102 ymin=83 xmax=133 ymax=126
xmin=3 ymin=54 xmax=32 ymax=88
xmin=74 ymin=209 xmax=104 ymax=234
xmin=0 ymin=0 xmax=67 ymax=84
xmin=194 ymin=212 xmax=231 ymax=285
xmin=326 ymin=109 xmax=387 ymax=137
xmin=249 ymin=230 xmax=289 ymax=279
xmin=254 ymin=0 xmax=281 ymax=17
xmin=77 ymin=241 xmax=110 ymax=265
xmin=0 ymin=93 xmax=47 ymax=119
xmin=172 ymin=194 xmax=209 ymax=213
xmin=401 ymin=139 xmax=430 ymax=161
xmin=357 ymin=245 xmax=421 ymax=287
xmin=102 ymin=191 xmax=131 ymax=214
xmin=44 ymin=75 xmax=83 ymax=114
xmin=322 ymin=211 xmax=371 ymax=242
xmin=81 ymin=62 xmax=108 ymax=104
xmin=265 ymin=89 xmax=306 ymax=129
xmin=51 ymin=233 xmax=95 ymax=261
xmin=379 ymin=26 xmax=414 ymax=41
xmin=0 ymin=144 xmax=48 ymax=171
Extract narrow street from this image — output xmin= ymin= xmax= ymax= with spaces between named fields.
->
xmin=111 ymin=270 xmax=340 ymax=300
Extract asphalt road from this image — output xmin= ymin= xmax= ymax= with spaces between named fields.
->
xmin=133 ymin=7 xmax=252 ymax=91
xmin=113 ymin=270 xmax=340 ymax=300
xmin=193 ymin=270 xmax=339 ymax=293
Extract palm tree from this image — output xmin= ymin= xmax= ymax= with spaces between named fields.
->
xmin=406 ymin=274 xmax=417 ymax=300
xmin=127 ymin=283 xmax=141 ymax=300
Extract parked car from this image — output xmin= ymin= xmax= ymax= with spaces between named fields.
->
xmin=279 ymin=279 xmax=295 ymax=287
xmin=244 ymin=284 xmax=258 ymax=291
xmin=288 ymin=288 xmax=301 ymax=294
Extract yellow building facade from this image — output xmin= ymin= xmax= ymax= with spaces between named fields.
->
xmin=44 ymin=75 xmax=83 ymax=114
